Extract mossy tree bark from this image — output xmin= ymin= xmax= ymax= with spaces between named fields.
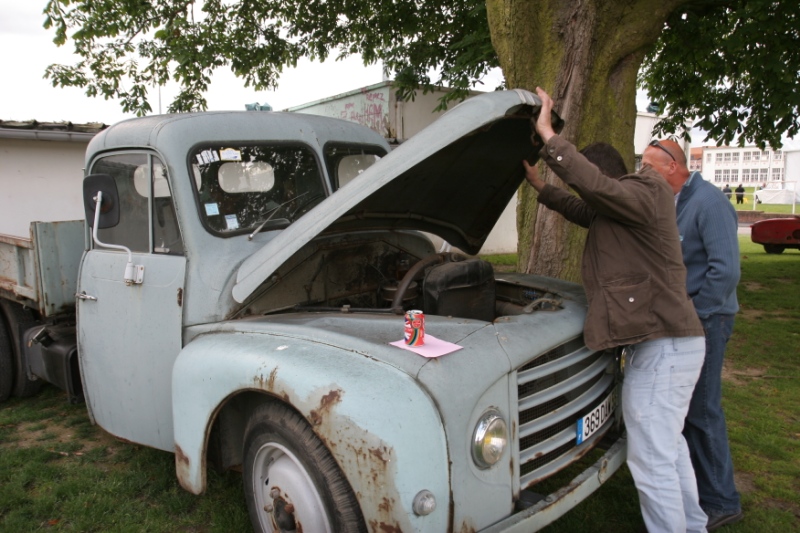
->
xmin=486 ymin=0 xmax=691 ymax=282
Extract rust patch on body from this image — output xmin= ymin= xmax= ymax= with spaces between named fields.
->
xmin=305 ymin=387 xmax=407 ymax=532
xmin=377 ymin=497 xmax=392 ymax=513
xmin=175 ymin=444 xmax=190 ymax=467
xmin=369 ymin=446 xmax=389 ymax=465
xmin=308 ymin=389 xmax=342 ymax=426
xmin=459 ymin=522 xmax=477 ymax=533
xmin=174 ymin=444 xmax=191 ymax=487
xmin=253 ymin=366 xmax=279 ymax=391
xmin=369 ymin=521 xmax=402 ymax=533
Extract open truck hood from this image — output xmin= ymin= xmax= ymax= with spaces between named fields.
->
xmin=234 ymin=89 xmax=556 ymax=303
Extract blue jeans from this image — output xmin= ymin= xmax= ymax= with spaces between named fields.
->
xmin=623 ymin=336 xmax=707 ymax=533
xmin=683 ymin=314 xmax=741 ymax=516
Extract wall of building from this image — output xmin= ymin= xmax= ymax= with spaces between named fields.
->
xmin=0 ymin=137 xmax=88 ymax=237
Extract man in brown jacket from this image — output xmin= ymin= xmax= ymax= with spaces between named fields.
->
xmin=523 ymin=87 xmax=707 ymax=533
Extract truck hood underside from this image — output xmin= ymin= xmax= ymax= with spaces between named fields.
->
xmin=234 ymin=90 xmax=558 ymax=303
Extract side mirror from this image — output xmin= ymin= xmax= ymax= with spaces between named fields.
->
xmin=83 ymin=174 xmax=120 ymax=229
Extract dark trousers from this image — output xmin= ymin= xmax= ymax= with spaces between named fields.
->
xmin=683 ymin=314 xmax=741 ymax=515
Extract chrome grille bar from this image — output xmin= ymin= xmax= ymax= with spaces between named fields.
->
xmin=518 ymin=355 xmax=608 ymax=413
xmin=516 ymin=338 xmax=618 ymax=489
xmin=517 ymin=345 xmax=595 ymax=386
xmin=519 ymin=372 xmax=613 ymax=440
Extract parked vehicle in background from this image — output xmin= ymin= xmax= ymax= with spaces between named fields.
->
xmin=0 ymin=90 xmax=626 ymax=532
xmin=751 ymin=216 xmax=800 ymax=253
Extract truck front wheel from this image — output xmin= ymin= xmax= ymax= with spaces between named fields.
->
xmin=242 ymin=402 xmax=366 ymax=533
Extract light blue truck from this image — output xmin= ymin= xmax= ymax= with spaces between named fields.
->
xmin=0 ymin=89 xmax=626 ymax=532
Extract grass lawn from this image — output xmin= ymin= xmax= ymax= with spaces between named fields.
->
xmin=2 ymin=237 xmax=798 ymax=532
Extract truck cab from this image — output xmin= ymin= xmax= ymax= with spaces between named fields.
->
xmin=2 ymin=90 xmax=626 ymax=532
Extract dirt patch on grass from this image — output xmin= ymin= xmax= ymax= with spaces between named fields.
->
xmin=734 ymin=471 xmax=757 ymax=494
xmin=2 ymin=418 xmax=123 ymax=458
xmin=736 ymin=472 xmax=800 ymax=519
xmin=764 ymin=498 xmax=800 ymax=520
xmin=736 ymin=308 xmax=796 ymax=322
xmin=738 ymin=308 xmax=765 ymax=320
xmin=741 ymin=281 xmax=766 ymax=292
xmin=722 ymin=361 xmax=770 ymax=385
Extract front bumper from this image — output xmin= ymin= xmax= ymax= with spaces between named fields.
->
xmin=480 ymin=436 xmax=627 ymax=532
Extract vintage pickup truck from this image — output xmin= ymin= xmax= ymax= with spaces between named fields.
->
xmin=0 ymin=89 xmax=626 ymax=532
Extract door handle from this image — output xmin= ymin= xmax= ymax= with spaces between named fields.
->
xmin=75 ymin=291 xmax=97 ymax=301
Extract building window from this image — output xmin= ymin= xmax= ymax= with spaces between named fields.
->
xmin=772 ymin=168 xmax=783 ymax=180
xmin=706 ymin=153 xmax=712 ymax=163
xmin=731 ymin=152 xmax=739 ymax=163
xmin=760 ymin=168 xmax=769 ymax=179
xmin=715 ymin=170 xmax=722 ymax=182
xmin=774 ymin=150 xmax=783 ymax=160
xmin=743 ymin=151 xmax=751 ymax=162
xmin=763 ymin=150 xmax=770 ymax=160
xmin=742 ymin=169 xmax=750 ymax=182
xmin=722 ymin=169 xmax=731 ymax=182
xmin=752 ymin=151 xmax=761 ymax=162
xmin=723 ymin=152 xmax=731 ymax=162
xmin=731 ymin=169 xmax=738 ymax=181
xmin=716 ymin=153 xmax=723 ymax=163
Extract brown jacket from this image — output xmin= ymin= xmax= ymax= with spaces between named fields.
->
xmin=537 ymin=136 xmax=703 ymax=351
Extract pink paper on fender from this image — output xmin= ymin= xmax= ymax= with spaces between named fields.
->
xmin=389 ymin=334 xmax=463 ymax=358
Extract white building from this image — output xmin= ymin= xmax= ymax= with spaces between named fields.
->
xmin=0 ymin=122 xmax=101 ymax=237
xmin=699 ymin=145 xmax=785 ymax=187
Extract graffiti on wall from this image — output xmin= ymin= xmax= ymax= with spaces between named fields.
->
xmin=316 ymin=90 xmax=390 ymax=136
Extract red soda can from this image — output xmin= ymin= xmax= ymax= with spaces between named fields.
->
xmin=404 ymin=310 xmax=425 ymax=346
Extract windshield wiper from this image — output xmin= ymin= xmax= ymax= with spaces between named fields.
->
xmin=248 ymin=191 xmax=309 ymax=241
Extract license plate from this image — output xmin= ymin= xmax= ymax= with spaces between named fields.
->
xmin=576 ymin=390 xmax=617 ymax=445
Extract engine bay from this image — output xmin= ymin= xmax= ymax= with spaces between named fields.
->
xmin=239 ymin=231 xmax=563 ymax=321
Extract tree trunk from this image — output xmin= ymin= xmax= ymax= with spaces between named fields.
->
xmin=485 ymin=0 xmax=690 ymax=282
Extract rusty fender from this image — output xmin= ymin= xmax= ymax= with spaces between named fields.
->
xmin=171 ymin=330 xmax=451 ymax=532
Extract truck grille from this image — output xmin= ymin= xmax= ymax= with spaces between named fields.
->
xmin=517 ymin=337 xmax=617 ymax=489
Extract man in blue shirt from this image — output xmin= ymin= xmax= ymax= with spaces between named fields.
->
xmin=643 ymin=139 xmax=743 ymax=531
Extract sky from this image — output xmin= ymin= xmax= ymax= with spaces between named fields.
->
xmin=1 ymin=1 xmax=796 ymax=150
xmin=0 ymin=1 xmax=390 ymax=124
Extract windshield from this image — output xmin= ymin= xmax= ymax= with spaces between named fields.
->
xmin=191 ymin=144 xmax=326 ymax=236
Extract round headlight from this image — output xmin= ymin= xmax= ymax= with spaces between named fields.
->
xmin=472 ymin=409 xmax=508 ymax=469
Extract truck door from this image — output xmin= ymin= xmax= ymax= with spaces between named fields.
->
xmin=77 ymin=153 xmax=185 ymax=451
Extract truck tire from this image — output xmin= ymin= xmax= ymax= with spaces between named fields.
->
xmin=0 ymin=300 xmax=42 ymax=398
xmin=243 ymin=402 xmax=366 ymax=533
xmin=764 ymin=244 xmax=785 ymax=254
xmin=0 ymin=317 xmax=13 ymax=402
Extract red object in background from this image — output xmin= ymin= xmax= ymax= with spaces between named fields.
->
xmin=750 ymin=216 xmax=800 ymax=254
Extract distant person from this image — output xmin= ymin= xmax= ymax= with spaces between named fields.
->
xmin=646 ymin=139 xmax=743 ymax=531
xmin=524 ymin=87 xmax=706 ymax=533
xmin=722 ymin=184 xmax=732 ymax=199
xmin=735 ymin=184 xmax=745 ymax=204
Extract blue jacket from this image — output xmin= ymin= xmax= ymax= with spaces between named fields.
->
xmin=676 ymin=172 xmax=740 ymax=318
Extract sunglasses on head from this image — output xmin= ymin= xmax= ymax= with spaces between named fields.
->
xmin=649 ymin=139 xmax=676 ymax=161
